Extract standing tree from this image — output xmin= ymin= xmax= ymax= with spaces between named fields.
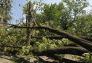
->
xmin=23 ymin=1 xmax=39 ymax=45
xmin=38 ymin=3 xmax=63 ymax=28
xmin=60 ymin=0 xmax=88 ymax=30
xmin=0 ymin=0 xmax=12 ymax=24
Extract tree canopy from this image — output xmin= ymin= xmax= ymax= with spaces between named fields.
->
xmin=0 ymin=0 xmax=12 ymax=22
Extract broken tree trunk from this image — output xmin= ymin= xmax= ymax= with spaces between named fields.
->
xmin=12 ymin=26 xmax=92 ymax=52
xmin=38 ymin=55 xmax=85 ymax=63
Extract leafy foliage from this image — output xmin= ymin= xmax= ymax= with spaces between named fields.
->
xmin=60 ymin=0 xmax=88 ymax=30
xmin=0 ymin=0 xmax=12 ymax=20
xmin=1 ymin=0 xmax=92 ymax=63
xmin=81 ymin=53 xmax=92 ymax=63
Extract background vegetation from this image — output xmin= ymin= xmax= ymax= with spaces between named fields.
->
xmin=0 ymin=0 xmax=92 ymax=63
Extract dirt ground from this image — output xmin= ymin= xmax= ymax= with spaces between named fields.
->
xmin=0 ymin=58 xmax=14 ymax=63
xmin=0 ymin=55 xmax=15 ymax=63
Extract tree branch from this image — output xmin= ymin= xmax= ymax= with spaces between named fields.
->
xmin=0 ymin=45 xmax=21 ymax=48
xmin=31 ymin=36 xmax=63 ymax=39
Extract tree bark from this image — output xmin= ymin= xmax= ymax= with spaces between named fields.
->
xmin=33 ymin=46 xmax=88 ymax=56
xmin=38 ymin=55 xmax=85 ymax=63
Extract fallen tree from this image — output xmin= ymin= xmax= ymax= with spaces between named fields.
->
xmin=31 ymin=36 xmax=92 ymax=42
xmin=10 ymin=25 xmax=92 ymax=52
xmin=38 ymin=55 xmax=85 ymax=63
xmin=33 ymin=46 xmax=88 ymax=56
